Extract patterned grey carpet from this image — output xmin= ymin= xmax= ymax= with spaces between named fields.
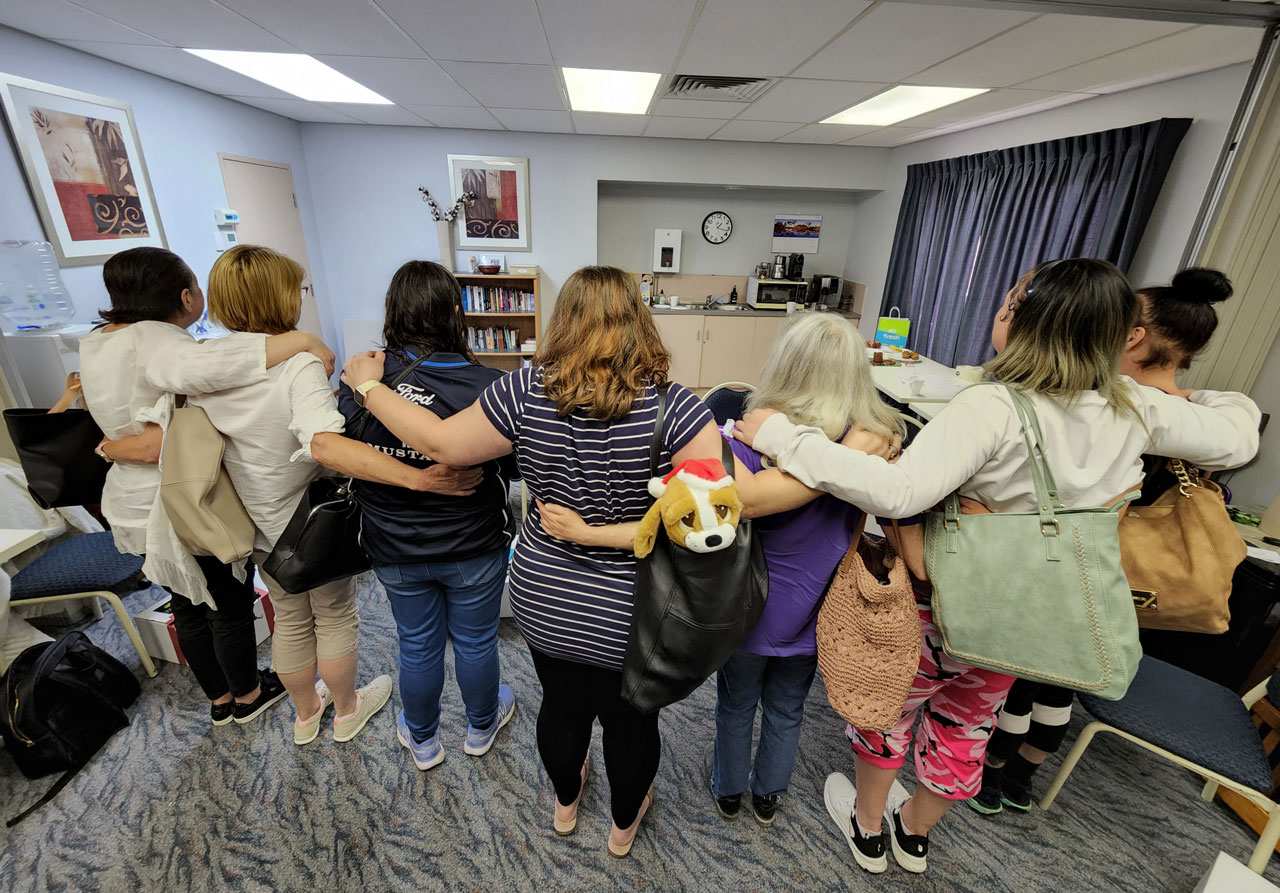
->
xmin=1 ymin=574 xmax=1276 ymax=893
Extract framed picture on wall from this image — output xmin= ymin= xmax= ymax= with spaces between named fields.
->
xmin=772 ymin=214 xmax=821 ymax=255
xmin=448 ymin=154 xmax=530 ymax=251
xmin=0 ymin=74 xmax=167 ymax=266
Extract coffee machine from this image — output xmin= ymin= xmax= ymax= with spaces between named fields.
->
xmin=785 ymin=253 xmax=804 ymax=281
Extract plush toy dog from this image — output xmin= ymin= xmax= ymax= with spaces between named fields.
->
xmin=634 ymin=458 xmax=743 ymax=558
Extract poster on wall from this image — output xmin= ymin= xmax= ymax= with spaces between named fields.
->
xmin=448 ymin=154 xmax=530 ymax=251
xmin=771 ymin=214 xmax=821 ymax=255
xmin=0 ymin=73 xmax=167 ymax=266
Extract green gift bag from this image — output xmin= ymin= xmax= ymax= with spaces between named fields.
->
xmin=875 ymin=308 xmax=911 ymax=349
xmin=924 ymin=385 xmax=1141 ymax=700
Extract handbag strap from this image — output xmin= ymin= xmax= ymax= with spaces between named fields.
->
xmin=836 ymin=512 xmax=872 ymax=577
xmin=648 ymin=382 xmax=672 ymax=478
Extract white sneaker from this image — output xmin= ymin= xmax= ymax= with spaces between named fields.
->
xmin=333 ymin=675 xmax=393 ymax=743
xmin=886 ymin=779 xmax=928 ymax=874
xmin=824 ymin=773 xmax=887 ymax=874
xmin=293 ymin=680 xmax=333 ymax=746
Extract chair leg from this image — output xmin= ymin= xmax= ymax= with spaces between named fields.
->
xmin=1249 ymin=803 xmax=1280 ymax=874
xmin=98 ymin=591 xmax=158 ymax=679
xmin=1201 ymin=779 xmax=1219 ymax=803
xmin=1041 ymin=721 xmax=1104 ymax=811
xmin=89 ymin=596 xmax=105 ymax=621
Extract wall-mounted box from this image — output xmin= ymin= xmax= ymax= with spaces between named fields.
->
xmin=653 ymin=228 xmax=681 ymax=273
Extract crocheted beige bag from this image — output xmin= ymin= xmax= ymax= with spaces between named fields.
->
xmin=816 ymin=516 xmax=921 ymax=732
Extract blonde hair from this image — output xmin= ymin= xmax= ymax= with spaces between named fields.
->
xmin=207 ymin=244 xmax=304 ymax=335
xmin=985 ymin=258 xmax=1139 ymax=415
xmin=536 ymin=266 xmax=670 ymax=421
xmin=748 ymin=312 xmax=905 ymax=442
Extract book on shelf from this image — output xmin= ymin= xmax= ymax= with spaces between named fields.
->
xmin=462 ymin=285 xmax=536 ymax=314
xmin=520 ymin=339 xmax=537 ymax=352
xmin=467 ymin=325 xmax=524 ymax=352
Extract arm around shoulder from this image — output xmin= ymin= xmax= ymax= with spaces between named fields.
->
xmin=1143 ymin=386 xmax=1261 ymax=470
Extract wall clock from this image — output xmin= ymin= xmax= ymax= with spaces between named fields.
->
xmin=701 ymin=210 xmax=732 ymax=244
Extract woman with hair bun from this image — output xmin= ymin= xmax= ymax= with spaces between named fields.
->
xmin=1121 ymin=267 xmax=1234 ymax=393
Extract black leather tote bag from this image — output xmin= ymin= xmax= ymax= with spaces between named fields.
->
xmin=621 ymin=384 xmax=769 ymax=714
xmin=3 ymin=409 xmax=108 ymax=509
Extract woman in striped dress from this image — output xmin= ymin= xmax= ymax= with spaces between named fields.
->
xmin=342 ymin=266 xmax=810 ymax=857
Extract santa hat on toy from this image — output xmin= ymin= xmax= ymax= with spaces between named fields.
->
xmin=649 ymin=458 xmax=733 ymax=499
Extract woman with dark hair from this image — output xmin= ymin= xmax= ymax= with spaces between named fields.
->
xmin=78 ymin=246 xmax=334 ymax=725
xmin=336 ymin=260 xmax=517 ymax=770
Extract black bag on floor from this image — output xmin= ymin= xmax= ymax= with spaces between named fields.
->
xmin=3 ymin=408 xmax=108 ymax=508
xmin=0 ymin=631 xmax=140 ymax=826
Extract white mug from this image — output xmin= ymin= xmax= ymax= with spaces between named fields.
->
xmin=956 ymin=364 xmax=984 ymax=383
xmin=907 ymin=377 xmax=925 ymax=397
xmin=786 ymin=301 xmax=799 ymax=315
xmin=669 ymin=295 xmax=679 ymax=308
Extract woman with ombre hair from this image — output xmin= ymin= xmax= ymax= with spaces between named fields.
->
xmin=343 ymin=265 xmax=813 ymax=856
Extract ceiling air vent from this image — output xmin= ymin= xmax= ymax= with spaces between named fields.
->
xmin=663 ymin=75 xmax=776 ymax=103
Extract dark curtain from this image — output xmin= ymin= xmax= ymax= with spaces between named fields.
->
xmin=884 ymin=117 xmax=1191 ymax=367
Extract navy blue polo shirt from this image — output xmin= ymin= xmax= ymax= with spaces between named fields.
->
xmin=337 ymin=350 xmax=516 ymax=566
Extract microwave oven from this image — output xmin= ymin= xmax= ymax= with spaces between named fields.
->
xmin=747 ymin=277 xmax=806 ymax=310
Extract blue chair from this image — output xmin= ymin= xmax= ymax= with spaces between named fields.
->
xmin=8 ymin=531 xmax=158 ymax=677
xmin=703 ymin=382 xmax=753 ymax=427
xmin=1041 ymin=656 xmax=1278 ymax=873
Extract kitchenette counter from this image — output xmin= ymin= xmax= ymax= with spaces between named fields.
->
xmin=649 ymin=306 xmax=860 ymax=320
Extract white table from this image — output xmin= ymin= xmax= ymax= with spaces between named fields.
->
xmin=0 ymin=529 xmax=43 ymax=564
xmin=867 ymin=347 xmax=967 ymax=404
xmin=907 ymin=401 xmax=944 ymax=421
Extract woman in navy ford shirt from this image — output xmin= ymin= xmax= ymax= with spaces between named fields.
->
xmin=338 ymin=261 xmax=518 ymax=770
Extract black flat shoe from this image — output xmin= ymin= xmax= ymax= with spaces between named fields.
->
xmin=233 ymin=669 xmax=288 ymax=725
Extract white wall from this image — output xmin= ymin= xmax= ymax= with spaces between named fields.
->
xmin=1224 ymin=336 xmax=1280 ymax=511
xmin=846 ymin=63 xmax=1255 ymax=338
xmin=297 ymin=124 xmax=889 ymax=354
xmin=597 ymin=182 xmax=862 ymax=279
xmin=0 ymin=26 xmax=336 ymax=346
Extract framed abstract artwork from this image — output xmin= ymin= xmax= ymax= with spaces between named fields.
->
xmin=0 ymin=74 xmax=166 ymax=266
xmin=448 ymin=154 xmax=530 ymax=251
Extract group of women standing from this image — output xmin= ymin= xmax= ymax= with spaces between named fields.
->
xmin=79 ymin=244 xmax=1260 ymax=874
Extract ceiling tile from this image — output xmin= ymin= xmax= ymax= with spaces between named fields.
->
xmin=376 ymin=0 xmax=552 ymax=64
xmin=794 ymin=3 xmax=1035 ymax=83
xmin=737 ymin=79 xmax=885 ymax=123
xmin=906 ymin=14 xmax=1191 ymax=88
xmin=438 ymin=61 xmax=563 ymax=110
xmin=322 ymin=103 xmax=431 ymax=125
xmin=678 ymin=0 xmax=871 ymax=76
xmin=230 ymin=96 xmax=364 ymax=122
xmin=217 ymin=0 xmax=425 ymax=57
xmin=572 ymin=112 xmax=648 ymax=136
xmin=897 ymin=87 xmax=1079 ymax=128
xmin=489 ymin=107 xmax=574 ymax=132
xmin=71 ymin=0 xmax=295 ymax=51
xmin=709 ymin=120 xmax=801 ymax=141
xmin=643 ymin=116 xmax=728 ymax=139
xmin=844 ymin=126 xmax=928 ymax=147
xmin=775 ymin=123 xmax=879 ymax=144
xmin=0 ymin=0 xmax=166 ymax=44
xmin=405 ymin=105 xmax=505 ymax=129
xmin=313 ymin=56 xmax=477 ymax=106
xmin=1016 ymin=25 xmax=1262 ymax=93
xmin=652 ymin=97 xmax=748 ymax=119
xmin=537 ymin=0 xmax=697 ymax=70
xmin=60 ymin=42 xmax=296 ymax=99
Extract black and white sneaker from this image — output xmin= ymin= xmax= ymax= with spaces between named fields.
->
xmin=752 ymin=793 xmax=781 ymax=826
xmin=824 ymin=772 xmax=887 ymax=873
xmin=210 ymin=701 xmax=235 ymax=726
xmin=886 ymin=783 xmax=928 ymax=874
xmin=232 ymin=669 xmax=288 ymax=725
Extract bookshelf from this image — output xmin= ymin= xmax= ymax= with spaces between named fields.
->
xmin=455 ymin=272 xmax=541 ymax=372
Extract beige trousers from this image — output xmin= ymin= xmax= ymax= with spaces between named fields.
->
xmin=253 ymin=551 xmax=359 ymax=674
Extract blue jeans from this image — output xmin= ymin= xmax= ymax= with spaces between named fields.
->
xmin=374 ymin=548 xmax=507 ymax=742
xmin=712 ymin=650 xmax=818 ymax=799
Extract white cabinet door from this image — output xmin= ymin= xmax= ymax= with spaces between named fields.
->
xmin=652 ymin=314 xmax=704 ymax=387
xmin=699 ymin=316 xmax=757 ymax=387
xmin=748 ymin=315 xmax=787 ymax=385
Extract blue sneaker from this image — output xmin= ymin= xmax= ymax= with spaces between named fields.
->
xmin=396 ymin=709 xmax=444 ymax=770
xmin=463 ymin=684 xmax=516 ymax=756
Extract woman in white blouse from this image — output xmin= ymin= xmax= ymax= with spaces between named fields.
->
xmin=80 ymin=247 xmax=335 ymax=726
xmin=735 ymin=258 xmax=1261 ymax=878
xmin=191 ymin=245 xmax=476 ymax=746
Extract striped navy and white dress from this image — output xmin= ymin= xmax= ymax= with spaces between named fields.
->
xmin=481 ymin=366 xmax=714 ymax=671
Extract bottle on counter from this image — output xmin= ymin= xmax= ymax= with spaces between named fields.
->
xmin=657 ymin=289 xmax=666 ymax=306
xmin=729 ymin=285 xmax=738 ymax=305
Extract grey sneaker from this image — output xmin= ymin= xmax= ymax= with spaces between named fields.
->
xmin=463 ymin=684 xmax=516 ymax=756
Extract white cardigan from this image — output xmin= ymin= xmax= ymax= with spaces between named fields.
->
xmin=752 ymin=379 xmax=1261 ymax=518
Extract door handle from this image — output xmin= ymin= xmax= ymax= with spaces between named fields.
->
xmin=696 ymin=330 xmax=701 ymax=342
xmin=704 ymin=328 xmax=710 ymax=341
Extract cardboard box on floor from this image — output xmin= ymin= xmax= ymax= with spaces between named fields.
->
xmin=133 ymin=586 xmax=275 ymax=665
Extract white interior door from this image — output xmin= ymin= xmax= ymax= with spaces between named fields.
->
xmin=217 ymin=154 xmax=326 ymax=342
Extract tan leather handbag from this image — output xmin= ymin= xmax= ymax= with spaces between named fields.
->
xmin=1119 ymin=459 xmax=1246 ymax=634
xmin=159 ymin=399 xmax=256 ymax=563
xmin=816 ymin=517 xmax=921 ymax=732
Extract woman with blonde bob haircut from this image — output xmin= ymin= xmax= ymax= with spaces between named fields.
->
xmin=190 ymin=244 xmax=455 ymax=747
xmin=343 ymin=265 xmax=817 ymax=856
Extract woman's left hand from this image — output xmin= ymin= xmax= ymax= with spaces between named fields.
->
xmin=538 ymin=499 xmax=595 ymax=546
xmin=342 ymin=350 xmax=385 ymax=389
xmin=733 ymin=408 xmax=780 ymax=448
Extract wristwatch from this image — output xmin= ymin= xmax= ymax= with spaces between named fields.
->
xmin=95 ymin=438 xmax=113 ymax=463
xmin=353 ymin=380 xmax=386 ymax=407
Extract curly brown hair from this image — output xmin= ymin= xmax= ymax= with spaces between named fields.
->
xmin=536 ymin=266 xmax=670 ymax=420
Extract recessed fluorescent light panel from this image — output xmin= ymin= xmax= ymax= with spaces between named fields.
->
xmin=822 ymin=86 xmax=988 ymax=127
xmin=185 ymin=50 xmax=391 ymax=104
xmin=562 ymin=67 xmax=661 ymax=114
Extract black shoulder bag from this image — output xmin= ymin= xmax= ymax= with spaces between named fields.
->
xmin=3 ymin=409 xmax=108 ymax=508
xmin=263 ymin=353 xmax=429 ymax=593
xmin=620 ymin=384 xmax=769 ymax=714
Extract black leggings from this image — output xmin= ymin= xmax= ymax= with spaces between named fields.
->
xmin=988 ymin=680 xmax=1075 ymax=761
xmin=530 ymin=649 xmax=660 ymax=828
xmin=168 ymin=556 xmax=261 ymax=700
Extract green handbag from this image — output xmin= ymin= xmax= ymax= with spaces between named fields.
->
xmin=924 ymin=384 xmax=1141 ymax=700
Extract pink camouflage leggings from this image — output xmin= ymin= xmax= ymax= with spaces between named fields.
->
xmin=848 ymin=607 xmax=1016 ymax=800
